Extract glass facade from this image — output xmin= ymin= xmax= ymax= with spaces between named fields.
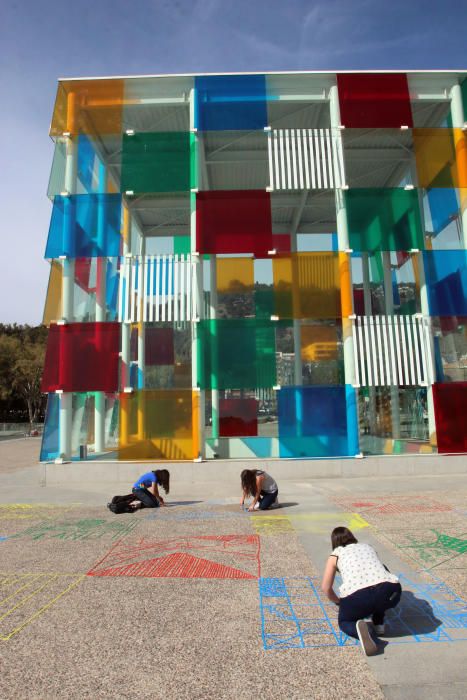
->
xmin=40 ymin=71 xmax=467 ymax=462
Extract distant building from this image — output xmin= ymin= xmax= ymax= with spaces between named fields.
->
xmin=40 ymin=71 xmax=467 ymax=462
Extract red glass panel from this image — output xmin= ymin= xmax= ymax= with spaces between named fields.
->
xmin=337 ymin=74 xmax=413 ymax=128
xmin=219 ymin=398 xmax=258 ymax=437
xmin=433 ymin=382 xmax=467 ymax=453
xmin=41 ymin=322 xmax=120 ymax=392
xmin=146 ymin=327 xmax=174 ymax=366
xmin=75 ymin=259 xmax=94 ymax=293
xmin=196 ymin=191 xmax=272 ymax=255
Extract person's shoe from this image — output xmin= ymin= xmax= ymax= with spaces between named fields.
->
xmin=253 ymin=502 xmax=260 ymax=510
xmin=269 ymin=497 xmax=280 ymax=509
xmin=373 ymin=624 xmax=385 ymax=636
xmin=356 ymin=620 xmax=378 ymax=656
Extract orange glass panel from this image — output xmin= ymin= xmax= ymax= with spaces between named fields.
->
xmin=42 ymin=261 xmax=62 ymax=325
xmin=118 ymin=389 xmax=195 ymax=460
xmin=273 ymin=253 xmax=341 ymax=319
xmin=216 ymin=257 xmax=254 ymax=293
xmin=301 ymin=325 xmax=339 ymax=361
xmin=413 ymin=128 xmax=467 ymax=188
xmin=50 ymin=79 xmax=125 ymax=137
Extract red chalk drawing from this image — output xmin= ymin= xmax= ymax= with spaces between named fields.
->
xmin=87 ymin=535 xmax=261 ymax=579
xmin=332 ymin=496 xmax=452 ymax=515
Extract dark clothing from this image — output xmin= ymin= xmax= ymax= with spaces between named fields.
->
xmin=132 ymin=486 xmax=160 ymax=509
xmin=258 ymin=489 xmax=279 ymax=510
xmin=338 ymin=581 xmax=402 ymax=639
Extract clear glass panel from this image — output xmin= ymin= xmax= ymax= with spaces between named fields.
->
xmin=422 ymin=250 xmax=467 ymax=316
xmin=345 ymin=189 xmax=424 ymax=251
xmin=196 ymin=191 xmax=272 ymax=255
xmin=195 ymin=74 xmax=268 ymax=131
xmin=121 ymin=132 xmax=192 ymax=193
xmin=200 ymin=131 xmax=268 ymax=190
xmin=70 ymin=392 xmax=119 ymax=459
xmin=118 ymin=389 xmax=195 ymax=460
xmin=358 ymin=387 xmax=430 ymax=455
xmin=337 ymin=73 xmax=413 ymax=128
xmin=432 ymin=317 xmax=467 ymax=382
xmin=343 ymin=129 xmax=414 ymax=189
xmin=352 ymin=252 xmax=420 ymax=315
xmin=277 ymin=385 xmax=351 ymax=457
xmin=42 ymin=322 xmax=120 ymax=393
xmin=45 ymin=194 xmax=122 ymax=258
xmin=433 ymin=382 xmax=467 ymax=453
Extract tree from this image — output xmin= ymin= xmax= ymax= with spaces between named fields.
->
xmin=0 ymin=326 xmax=47 ymax=427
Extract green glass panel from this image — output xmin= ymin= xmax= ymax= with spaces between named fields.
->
xmin=255 ymin=288 xmax=274 ymax=319
xmin=121 ymin=132 xmax=191 ymax=193
xmin=198 ymin=319 xmax=276 ymax=390
xmin=345 ymin=189 xmax=424 ymax=251
xmin=174 ymin=236 xmax=191 ymax=255
xmin=461 ymin=79 xmax=467 ymax=120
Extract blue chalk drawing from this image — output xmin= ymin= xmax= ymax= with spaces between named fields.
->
xmin=0 ymin=536 xmax=7 ymax=542
xmin=259 ymin=573 xmax=467 ymax=650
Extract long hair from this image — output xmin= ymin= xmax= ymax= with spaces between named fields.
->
xmin=154 ymin=469 xmax=170 ymax=494
xmin=331 ymin=526 xmax=358 ymax=550
xmin=241 ymin=469 xmax=257 ymax=497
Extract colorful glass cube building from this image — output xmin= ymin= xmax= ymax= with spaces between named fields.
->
xmin=40 ymin=71 xmax=467 ymax=462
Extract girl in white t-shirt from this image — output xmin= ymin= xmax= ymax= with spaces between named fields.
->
xmin=321 ymin=526 xmax=401 ymax=656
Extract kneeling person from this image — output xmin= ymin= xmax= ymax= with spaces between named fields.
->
xmin=240 ymin=468 xmax=279 ymax=511
xmin=131 ymin=469 xmax=170 ymax=509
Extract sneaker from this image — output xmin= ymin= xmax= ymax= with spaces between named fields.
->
xmin=253 ymin=502 xmax=260 ymax=510
xmin=356 ymin=620 xmax=378 ymax=656
xmin=270 ymin=497 xmax=280 ymax=509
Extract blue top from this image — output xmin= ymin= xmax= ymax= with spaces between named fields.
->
xmin=133 ymin=471 xmax=158 ymax=489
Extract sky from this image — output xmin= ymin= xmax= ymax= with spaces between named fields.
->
xmin=1 ymin=0 xmax=467 ymax=325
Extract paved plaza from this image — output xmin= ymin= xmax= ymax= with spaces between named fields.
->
xmin=1 ymin=439 xmax=467 ymax=699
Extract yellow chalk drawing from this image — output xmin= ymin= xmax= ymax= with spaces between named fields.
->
xmin=251 ymin=515 xmax=294 ymax=535
xmin=289 ymin=512 xmax=370 ymax=534
xmin=0 ymin=504 xmax=79 ymax=521
xmin=251 ymin=512 xmax=370 ymax=536
xmin=0 ymin=572 xmax=84 ymax=641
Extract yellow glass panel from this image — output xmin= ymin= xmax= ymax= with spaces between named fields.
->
xmin=273 ymin=253 xmax=341 ymax=319
xmin=50 ymin=79 xmax=125 ymax=137
xmin=42 ymin=261 xmax=62 ymax=325
xmin=216 ymin=257 xmax=254 ymax=293
xmin=301 ymin=325 xmax=338 ymax=361
xmin=413 ymin=128 xmax=467 ymax=188
xmin=118 ymin=389 xmax=195 ymax=460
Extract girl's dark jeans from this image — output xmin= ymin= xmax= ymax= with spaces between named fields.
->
xmin=338 ymin=581 xmax=402 ymax=639
xmin=132 ymin=487 xmax=160 ymax=508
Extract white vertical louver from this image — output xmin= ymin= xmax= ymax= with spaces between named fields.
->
xmin=267 ymin=128 xmax=346 ymax=191
xmin=118 ymin=254 xmax=198 ymax=323
xmin=352 ymin=315 xmax=434 ymax=387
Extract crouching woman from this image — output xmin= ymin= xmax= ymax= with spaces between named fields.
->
xmin=321 ymin=526 xmax=402 ymax=656
xmin=131 ymin=469 xmax=170 ymax=509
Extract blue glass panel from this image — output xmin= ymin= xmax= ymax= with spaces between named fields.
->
xmin=195 ymin=75 xmax=268 ymax=131
xmin=427 ymin=189 xmax=459 ymax=235
xmin=45 ymin=194 xmax=122 ymax=258
xmin=278 ymin=386 xmax=351 ymax=458
xmin=423 ymin=250 xmax=467 ymax=316
xmin=144 ymin=257 xmax=175 ymax=295
xmin=39 ymin=393 xmax=59 ymax=461
xmin=106 ymin=258 xmax=119 ymax=320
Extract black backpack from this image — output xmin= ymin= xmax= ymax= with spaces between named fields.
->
xmin=107 ymin=494 xmax=136 ymax=514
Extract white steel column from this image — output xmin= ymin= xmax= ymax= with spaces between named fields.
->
xmin=57 ymin=92 xmax=77 ymax=463
xmin=209 ymin=256 xmax=219 ymax=448
xmin=190 ymin=88 xmax=204 ymax=459
xmin=450 ymin=82 xmax=467 ymax=248
xmin=381 ymin=251 xmax=401 ymax=439
xmin=362 ymin=253 xmax=377 ymax=435
xmin=329 ymin=85 xmax=359 ymax=456
xmin=120 ymin=204 xmax=132 ymax=446
xmin=94 ymin=160 xmax=107 ymax=454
